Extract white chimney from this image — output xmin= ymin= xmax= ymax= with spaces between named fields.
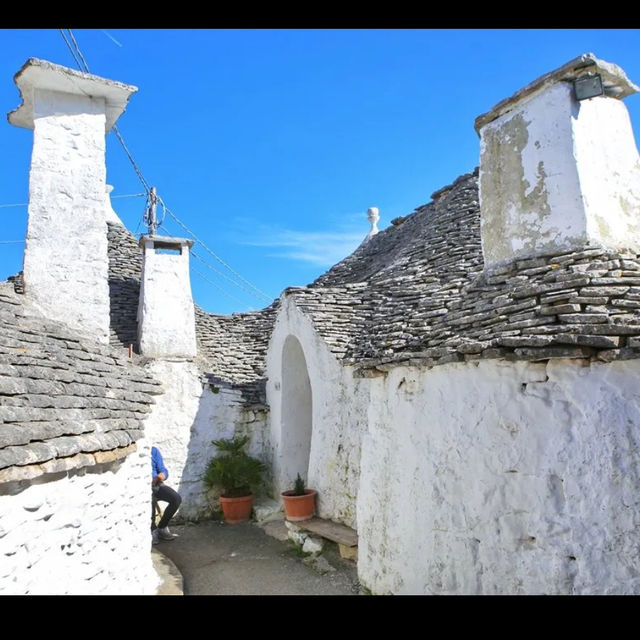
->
xmin=137 ymin=235 xmax=197 ymax=358
xmin=475 ymin=53 xmax=640 ymax=271
xmin=8 ymin=58 xmax=137 ymax=342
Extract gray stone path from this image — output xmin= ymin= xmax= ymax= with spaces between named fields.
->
xmin=154 ymin=519 xmax=362 ymax=596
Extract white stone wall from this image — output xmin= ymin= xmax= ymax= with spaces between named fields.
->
xmin=0 ymin=441 xmax=157 ymax=595
xmin=23 ymin=89 xmax=110 ymax=343
xmin=138 ymin=241 xmax=197 ymax=358
xmin=572 ymin=96 xmax=640 ymax=247
xmin=479 ymin=82 xmax=640 ymax=269
xmin=266 ymin=296 xmax=369 ymax=528
xmin=357 ymin=358 xmax=640 ymax=595
xmin=142 ymin=359 xmax=268 ymax=519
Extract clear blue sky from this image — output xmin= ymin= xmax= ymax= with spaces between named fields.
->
xmin=2 ymin=29 xmax=640 ymax=315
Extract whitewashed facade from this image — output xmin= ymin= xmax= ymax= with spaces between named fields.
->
xmin=264 ymin=54 xmax=640 ymax=594
xmin=5 ymin=52 xmax=640 ymax=596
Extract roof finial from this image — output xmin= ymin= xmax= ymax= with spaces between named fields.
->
xmin=367 ymin=207 xmax=380 ymax=239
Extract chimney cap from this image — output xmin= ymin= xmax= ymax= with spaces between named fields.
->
xmin=474 ymin=53 xmax=639 ymax=134
xmin=139 ymin=234 xmax=194 ymax=249
xmin=8 ymin=58 xmax=138 ymax=132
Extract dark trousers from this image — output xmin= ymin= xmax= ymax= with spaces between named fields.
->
xmin=152 ymin=483 xmax=182 ymax=530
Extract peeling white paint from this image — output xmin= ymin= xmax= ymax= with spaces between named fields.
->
xmin=479 ymin=80 xmax=640 ymax=269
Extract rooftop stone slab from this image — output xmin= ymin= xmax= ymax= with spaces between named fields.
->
xmin=474 ymin=53 xmax=639 ymax=133
xmin=0 ymin=282 xmax=163 ymax=485
xmin=8 ymin=58 xmax=138 ymax=132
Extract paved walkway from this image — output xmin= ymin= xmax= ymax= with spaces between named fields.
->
xmin=152 ymin=518 xmax=362 ymax=596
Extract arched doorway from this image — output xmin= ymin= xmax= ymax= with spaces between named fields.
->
xmin=280 ymin=335 xmax=313 ymax=488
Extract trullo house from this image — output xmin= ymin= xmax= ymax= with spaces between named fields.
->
xmin=2 ymin=53 xmax=640 ymax=595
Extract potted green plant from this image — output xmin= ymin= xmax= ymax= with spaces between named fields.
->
xmin=203 ymin=435 xmax=266 ymax=524
xmin=281 ymin=473 xmax=317 ymax=522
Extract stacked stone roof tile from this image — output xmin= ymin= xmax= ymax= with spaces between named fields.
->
xmin=282 ymin=284 xmax=370 ymax=359
xmin=287 ymin=170 xmax=640 ymax=371
xmin=107 ymin=221 xmax=142 ymax=349
xmin=0 ymin=282 xmax=162 ymax=483
xmin=106 ymin=221 xmax=279 ymax=394
xmin=195 ymin=303 xmax=279 ymax=384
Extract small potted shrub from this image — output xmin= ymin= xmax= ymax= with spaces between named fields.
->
xmin=281 ymin=473 xmax=317 ymax=521
xmin=203 ymin=435 xmax=266 ymax=524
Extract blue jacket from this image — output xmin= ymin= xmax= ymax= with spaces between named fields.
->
xmin=151 ymin=446 xmax=169 ymax=480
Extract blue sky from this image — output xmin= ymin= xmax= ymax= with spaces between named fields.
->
xmin=2 ymin=29 xmax=640 ymax=315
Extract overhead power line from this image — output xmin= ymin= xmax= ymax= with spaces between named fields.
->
xmin=61 ymin=28 xmax=150 ymax=195
xmin=157 ymin=221 xmax=268 ymax=305
xmin=111 ymin=193 xmax=146 ymax=199
xmin=160 ymin=200 xmax=272 ymax=303
xmin=191 ymin=266 xmax=248 ymax=308
xmin=60 ymin=28 xmax=272 ymax=307
xmin=59 ymin=29 xmax=82 ymax=69
xmin=66 ymin=29 xmax=90 ymax=72
xmin=111 ymin=125 xmax=151 ymax=194
xmin=190 ymin=248 xmax=264 ymax=301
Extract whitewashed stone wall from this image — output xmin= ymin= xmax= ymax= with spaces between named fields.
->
xmin=357 ymin=358 xmax=640 ymax=595
xmin=573 ymin=95 xmax=640 ymax=245
xmin=23 ymin=89 xmax=110 ymax=343
xmin=266 ymin=296 xmax=369 ymax=528
xmin=142 ymin=359 xmax=268 ymax=519
xmin=0 ymin=441 xmax=157 ymax=595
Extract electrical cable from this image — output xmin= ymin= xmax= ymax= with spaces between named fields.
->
xmin=111 ymin=193 xmax=146 ymax=199
xmin=62 ymin=29 xmax=151 ymax=195
xmin=59 ymin=29 xmax=83 ymax=70
xmin=157 ymin=222 xmax=267 ymax=304
xmin=156 ymin=222 xmax=255 ymax=308
xmin=191 ymin=267 xmax=249 ymax=308
xmin=190 ymin=249 xmax=264 ymax=301
xmin=60 ymin=28 xmax=272 ymax=306
xmin=111 ymin=125 xmax=151 ymax=194
xmin=159 ymin=200 xmax=272 ymax=302
xmin=66 ymin=29 xmax=90 ymax=72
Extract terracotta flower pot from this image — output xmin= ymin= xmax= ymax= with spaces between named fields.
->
xmin=281 ymin=489 xmax=317 ymax=522
xmin=219 ymin=493 xmax=254 ymax=524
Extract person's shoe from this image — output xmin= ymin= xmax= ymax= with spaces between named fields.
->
xmin=158 ymin=527 xmax=178 ymax=541
xmin=152 ymin=529 xmax=160 ymax=545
